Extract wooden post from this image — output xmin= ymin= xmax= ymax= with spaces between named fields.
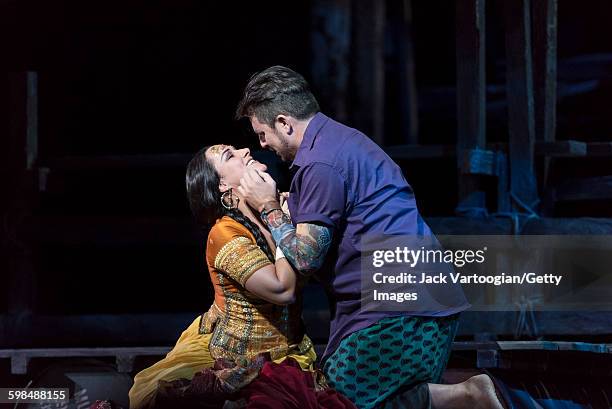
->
xmin=455 ymin=0 xmax=487 ymax=216
xmin=504 ymin=0 xmax=539 ymax=213
xmin=5 ymin=72 xmax=38 ymax=346
xmin=311 ymin=0 xmax=351 ymax=124
xmin=351 ymin=0 xmax=385 ymax=145
xmin=397 ymin=0 xmax=419 ymax=144
xmin=26 ymin=72 xmax=38 ymax=170
xmin=532 ymin=0 xmax=557 ymax=205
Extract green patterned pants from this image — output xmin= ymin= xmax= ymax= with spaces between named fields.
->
xmin=323 ymin=314 xmax=459 ymax=409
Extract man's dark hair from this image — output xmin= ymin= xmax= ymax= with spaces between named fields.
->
xmin=235 ymin=65 xmax=320 ymax=127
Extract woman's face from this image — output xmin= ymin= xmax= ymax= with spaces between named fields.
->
xmin=205 ymin=144 xmax=267 ymax=192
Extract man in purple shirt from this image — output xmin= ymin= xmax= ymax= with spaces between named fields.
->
xmin=237 ymin=66 xmax=504 ymax=409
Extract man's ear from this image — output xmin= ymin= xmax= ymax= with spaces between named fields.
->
xmin=275 ymin=115 xmax=293 ymax=135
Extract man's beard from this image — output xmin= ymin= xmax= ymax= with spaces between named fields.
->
xmin=275 ymin=131 xmax=294 ymax=162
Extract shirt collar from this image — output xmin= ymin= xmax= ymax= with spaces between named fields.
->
xmin=290 ymin=112 xmax=329 ymax=170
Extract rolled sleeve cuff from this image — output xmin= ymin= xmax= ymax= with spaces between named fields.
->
xmin=292 ymin=213 xmax=336 ymax=229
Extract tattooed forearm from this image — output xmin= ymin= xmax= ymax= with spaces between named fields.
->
xmin=263 ymin=209 xmax=332 ymax=276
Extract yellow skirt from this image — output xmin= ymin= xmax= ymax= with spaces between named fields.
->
xmin=128 ymin=315 xmax=317 ymax=409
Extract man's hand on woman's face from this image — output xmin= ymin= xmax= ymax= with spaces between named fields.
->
xmin=238 ymin=168 xmax=279 ymax=213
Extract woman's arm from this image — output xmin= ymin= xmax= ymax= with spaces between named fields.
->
xmin=244 ymin=251 xmax=297 ymax=305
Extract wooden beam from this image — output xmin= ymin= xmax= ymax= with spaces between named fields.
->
xmin=47 ymin=153 xmax=193 ymax=170
xmin=22 ymin=215 xmax=612 ymax=247
xmin=504 ymin=0 xmax=539 ymax=211
xmin=586 ymin=142 xmax=612 ymax=157
xmin=459 ymin=148 xmax=497 ymax=176
xmin=382 ymin=140 xmax=587 ymax=160
xmin=457 ymin=311 xmax=612 ymax=338
xmin=26 ymin=72 xmax=38 ymax=170
xmin=42 ymin=142 xmax=590 ymax=171
xmin=535 ymin=140 xmax=585 ymax=157
xmin=554 ymin=176 xmax=612 ymax=201
xmin=383 ymin=144 xmax=456 ymax=159
xmin=0 ymin=347 xmax=172 ymax=375
xmin=496 ymin=152 xmax=511 ymax=212
xmin=27 ymin=216 xmax=200 ymax=246
xmin=7 ymin=72 xmax=37 ymax=316
xmin=351 ymin=0 xmax=385 ymax=145
xmin=397 ymin=0 xmax=419 ymax=144
xmin=455 ymin=0 xmax=487 ymax=215
xmin=497 ymin=341 xmax=611 ymax=353
xmin=311 ymin=0 xmax=351 ymax=123
xmin=532 ymin=0 xmax=558 ymax=191
xmin=427 ymin=216 xmax=612 ymax=235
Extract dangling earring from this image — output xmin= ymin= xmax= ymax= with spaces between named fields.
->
xmin=221 ymin=188 xmax=239 ymax=210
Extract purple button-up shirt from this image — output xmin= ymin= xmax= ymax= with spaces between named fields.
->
xmin=288 ymin=113 xmax=470 ymax=362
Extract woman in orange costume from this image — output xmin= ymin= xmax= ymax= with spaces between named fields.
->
xmin=128 ymin=145 xmax=353 ymax=409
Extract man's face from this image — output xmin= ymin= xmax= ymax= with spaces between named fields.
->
xmin=250 ymin=116 xmax=296 ymax=162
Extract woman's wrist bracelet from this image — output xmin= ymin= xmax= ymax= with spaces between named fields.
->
xmin=275 ymin=246 xmax=286 ymax=261
xmin=261 ymin=207 xmax=283 ymax=221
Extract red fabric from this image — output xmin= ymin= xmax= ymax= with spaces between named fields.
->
xmin=90 ymin=400 xmax=123 ymax=409
xmin=242 ymin=358 xmax=356 ymax=409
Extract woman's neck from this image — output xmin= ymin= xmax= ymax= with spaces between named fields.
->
xmin=237 ymin=200 xmax=259 ymax=225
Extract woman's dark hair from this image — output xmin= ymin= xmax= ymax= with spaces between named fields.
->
xmin=186 ymin=146 xmax=275 ymax=262
xmin=235 ymin=65 xmax=320 ymax=128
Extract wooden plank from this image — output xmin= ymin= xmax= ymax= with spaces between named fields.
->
xmin=452 ymin=341 xmax=499 ymax=351
xmin=504 ymin=0 xmax=539 ymax=211
xmin=382 ymin=141 xmax=586 ymax=161
xmin=352 ymin=0 xmax=385 ymax=145
xmin=455 ymin=0 xmax=487 ymax=215
xmin=459 ymin=148 xmax=496 ymax=176
xmin=427 ymin=216 xmax=612 ymax=235
xmin=0 ymin=313 xmax=198 ymax=349
xmin=7 ymin=72 xmax=37 ymax=316
xmin=586 ymin=142 xmax=612 ymax=157
xmin=2 ymin=312 xmax=612 ymax=359
xmin=47 ymin=153 xmax=192 ymax=170
xmin=0 ymin=347 xmax=171 ymax=375
xmin=532 ymin=0 xmax=558 ymax=190
xmin=26 ymin=72 xmax=38 ymax=170
xmin=496 ymin=152 xmax=511 ymax=212
xmin=522 ymin=217 xmax=612 ymax=234
xmin=497 ymin=341 xmax=610 ymax=353
xmin=477 ymin=350 xmax=499 ymax=368
xmin=554 ymin=176 xmax=612 ymax=201
xmin=11 ymin=353 xmax=29 ymax=375
xmin=383 ymin=144 xmax=456 ymax=159
xmin=397 ymin=0 xmax=419 ymax=144
xmin=42 ymin=141 xmax=587 ymax=170
xmin=558 ymin=53 xmax=612 ymax=81
xmin=21 ymin=215 xmax=612 ymax=246
xmin=311 ymin=0 xmax=351 ymax=123
xmin=0 ymin=347 xmax=172 ymax=358
xmin=26 ymin=216 xmax=199 ymax=246
xmin=457 ymin=311 xmax=612 ymax=337
xmin=535 ymin=140 xmax=585 ymax=157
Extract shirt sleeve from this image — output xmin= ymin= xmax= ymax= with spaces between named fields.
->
xmin=291 ymin=162 xmax=347 ymax=229
xmin=206 ymin=219 xmax=273 ymax=286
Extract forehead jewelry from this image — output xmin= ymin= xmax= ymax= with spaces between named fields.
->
xmin=208 ymin=145 xmax=226 ymax=156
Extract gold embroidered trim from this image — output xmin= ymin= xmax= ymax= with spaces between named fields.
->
xmin=215 ymin=236 xmax=271 ymax=286
xmin=199 ymin=302 xmax=223 ymax=334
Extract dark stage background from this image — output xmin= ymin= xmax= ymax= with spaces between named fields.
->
xmin=1 ymin=0 xmax=612 ymax=345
